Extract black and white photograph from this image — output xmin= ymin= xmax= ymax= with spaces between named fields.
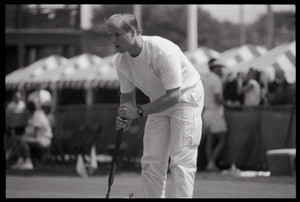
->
xmin=4 ymin=4 xmax=296 ymax=198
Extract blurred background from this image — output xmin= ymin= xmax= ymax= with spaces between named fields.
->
xmin=5 ymin=4 xmax=295 ymax=174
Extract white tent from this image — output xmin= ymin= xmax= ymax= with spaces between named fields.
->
xmin=6 ymin=55 xmax=68 ymax=90
xmin=5 ymin=53 xmax=119 ymax=107
xmin=5 ymin=53 xmax=119 ymax=91
xmin=184 ymin=46 xmax=221 ymax=75
xmin=229 ymin=41 xmax=296 ymax=84
xmin=195 ymin=44 xmax=268 ymax=77
xmin=216 ymin=44 xmax=268 ymax=70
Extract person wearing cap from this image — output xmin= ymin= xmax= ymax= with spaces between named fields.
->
xmin=202 ymin=59 xmax=228 ymax=172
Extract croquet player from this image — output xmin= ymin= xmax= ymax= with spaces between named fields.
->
xmin=106 ymin=13 xmax=204 ymax=198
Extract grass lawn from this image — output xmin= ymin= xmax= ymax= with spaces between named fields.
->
xmin=5 ymin=164 xmax=296 ymax=198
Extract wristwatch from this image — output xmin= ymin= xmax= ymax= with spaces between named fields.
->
xmin=137 ymin=106 xmax=144 ymax=118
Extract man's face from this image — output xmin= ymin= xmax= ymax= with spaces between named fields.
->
xmin=107 ymin=23 xmax=133 ymax=53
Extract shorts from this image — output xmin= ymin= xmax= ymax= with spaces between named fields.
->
xmin=203 ymin=109 xmax=227 ymax=134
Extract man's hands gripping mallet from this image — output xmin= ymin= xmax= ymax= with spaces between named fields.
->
xmin=116 ymin=104 xmax=139 ymax=131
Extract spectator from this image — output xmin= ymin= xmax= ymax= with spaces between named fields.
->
xmin=268 ymin=68 xmax=295 ymax=105
xmin=42 ymin=105 xmax=56 ymax=134
xmin=269 ymin=81 xmax=295 ymax=105
xmin=223 ymin=72 xmax=244 ymax=106
xmin=27 ymin=85 xmax=52 ymax=110
xmin=6 ymin=90 xmax=26 ymax=113
xmin=237 ymin=68 xmax=261 ymax=106
xmin=202 ymin=62 xmax=228 ymax=172
xmin=258 ymin=70 xmax=270 ymax=106
xmin=10 ymin=101 xmax=53 ymax=170
xmin=5 ymin=91 xmax=27 ymax=160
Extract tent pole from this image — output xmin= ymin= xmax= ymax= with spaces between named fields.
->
xmin=85 ymin=81 xmax=93 ymax=125
xmin=51 ymin=82 xmax=58 ymax=113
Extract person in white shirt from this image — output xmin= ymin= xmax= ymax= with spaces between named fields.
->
xmin=202 ymin=61 xmax=228 ymax=172
xmin=237 ymin=68 xmax=261 ymax=106
xmin=106 ymin=13 xmax=204 ymax=198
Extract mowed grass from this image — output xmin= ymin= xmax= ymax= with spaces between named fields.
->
xmin=5 ymin=165 xmax=296 ymax=198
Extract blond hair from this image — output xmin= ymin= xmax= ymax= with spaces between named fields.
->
xmin=105 ymin=13 xmax=142 ymax=35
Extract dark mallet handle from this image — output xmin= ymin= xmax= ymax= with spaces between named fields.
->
xmin=106 ymin=129 xmax=124 ymax=199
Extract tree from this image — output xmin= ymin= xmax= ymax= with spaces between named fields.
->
xmin=142 ymin=5 xmax=188 ymax=51
xmin=89 ymin=5 xmax=294 ymax=52
xmin=90 ymin=5 xmax=133 ymax=33
xmin=246 ymin=11 xmax=295 ymax=48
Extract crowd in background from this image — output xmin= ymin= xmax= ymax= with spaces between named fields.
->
xmin=201 ymin=58 xmax=295 ymax=172
xmin=221 ymin=64 xmax=295 ymax=108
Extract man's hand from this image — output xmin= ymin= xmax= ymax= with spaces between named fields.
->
xmin=116 ymin=103 xmax=138 ymax=131
xmin=116 ymin=116 xmax=132 ymax=131
xmin=118 ymin=103 xmax=139 ymax=120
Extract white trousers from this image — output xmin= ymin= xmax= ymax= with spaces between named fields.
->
xmin=141 ymin=83 xmax=204 ymax=198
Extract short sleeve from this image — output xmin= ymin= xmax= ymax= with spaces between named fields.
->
xmin=117 ymin=69 xmax=135 ymax=94
xmin=157 ymin=53 xmax=182 ymax=90
xmin=114 ymin=55 xmax=135 ymax=94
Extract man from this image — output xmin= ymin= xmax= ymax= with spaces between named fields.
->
xmin=202 ymin=60 xmax=228 ymax=172
xmin=106 ymin=13 xmax=204 ymax=198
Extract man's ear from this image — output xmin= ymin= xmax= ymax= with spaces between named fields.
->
xmin=131 ymin=28 xmax=136 ymax=36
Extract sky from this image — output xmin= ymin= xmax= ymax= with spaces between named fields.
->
xmin=199 ymin=4 xmax=295 ymax=24
xmin=80 ymin=4 xmax=295 ymax=29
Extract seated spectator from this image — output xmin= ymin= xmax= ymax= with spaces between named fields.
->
xmin=42 ymin=104 xmax=56 ymax=134
xmin=237 ymin=68 xmax=261 ymax=106
xmin=9 ymin=101 xmax=53 ymax=170
xmin=5 ymin=91 xmax=27 ymax=159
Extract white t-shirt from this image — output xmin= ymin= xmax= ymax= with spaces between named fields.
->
xmin=25 ymin=110 xmax=53 ymax=147
xmin=114 ymin=36 xmax=201 ymax=103
xmin=202 ymin=71 xmax=223 ymax=112
xmin=244 ymin=79 xmax=261 ymax=106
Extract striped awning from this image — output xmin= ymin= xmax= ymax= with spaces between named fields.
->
xmin=52 ymin=54 xmax=119 ymax=90
xmin=5 ymin=55 xmax=68 ymax=90
xmin=184 ymin=47 xmax=221 ymax=76
xmin=193 ymin=44 xmax=267 ymax=77
xmin=229 ymin=41 xmax=296 ymax=84
xmin=216 ymin=44 xmax=268 ymax=70
xmin=5 ymin=53 xmax=119 ymax=91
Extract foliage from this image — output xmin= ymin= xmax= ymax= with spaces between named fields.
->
xmin=90 ymin=5 xmax=133 ymax=33
xmin=142 ymin=5 xmax=188 ymax=50
xmin=246 ymin=11 xmax=295 ymax=47
xmin=90 ymin=5 xmax=295 ymax=52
